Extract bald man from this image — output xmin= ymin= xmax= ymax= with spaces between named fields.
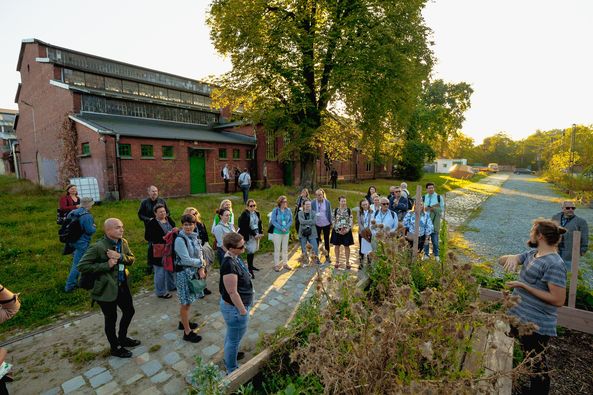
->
xmin=552 ymin=201 xmax=589 ymax=269
xmin=78 ymin=218 xmax=139 ymax=358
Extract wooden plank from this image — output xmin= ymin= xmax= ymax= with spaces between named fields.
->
xmin=462 ymin=326 xmax=489 ymax=374
xmin=479 ymin=288 xmax=593 ymax=334
xmin=482 ymin=321 xmax=514 ymax=395
xmin=226 ymin=348 xmax=273 ymax=393
xmin=568 ymin=231 xmax=581 ymax=308
xmin=412 ymin=185 xmax=422 ymax=258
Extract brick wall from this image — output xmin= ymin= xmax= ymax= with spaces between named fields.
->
xmin=15 ymin=42 xmax=78 ymax=187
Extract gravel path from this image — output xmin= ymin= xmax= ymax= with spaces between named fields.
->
xmin=461 ymin=173 xmax=593 ymax=278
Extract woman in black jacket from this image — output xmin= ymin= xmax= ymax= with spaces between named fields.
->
xmin=238 ymin=199 xmax=263 ymax=278
xmin=183 ymin=207 xmax=213 ymax=296
xmin=144 ymin=204 xmax=176 ymax=299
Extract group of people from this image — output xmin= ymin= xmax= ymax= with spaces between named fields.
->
xmin=221 ymin=163 xmax=252 ymax=203
xmin=55 ymin=180 xmax=589 ymax=387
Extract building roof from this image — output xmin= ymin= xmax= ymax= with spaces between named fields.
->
xmin=16 ymin=39 xmax=215 ymax=94
xmin=70 ymin=112 xmax=256 ymax=145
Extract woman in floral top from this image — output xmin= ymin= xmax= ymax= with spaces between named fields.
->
xmin=330 ymin=196 xmax=354 ymax=269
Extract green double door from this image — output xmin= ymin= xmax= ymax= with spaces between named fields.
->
xmin=189 ymin=150 xmax=206 ymax=194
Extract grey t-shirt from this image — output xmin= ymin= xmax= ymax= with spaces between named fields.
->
xmin=508 ymin=249 xmax=567 ymax=336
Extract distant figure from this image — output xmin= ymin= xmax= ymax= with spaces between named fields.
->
xmin=65 ymin=197 xmax=96 ymax=292
xmin=222 ymin=163 xmax=230 ymax=194
xmin=233 ymin=166 xmax=241 ymax=193
xmin=330 ymin=169 xmax=338 ymax=189
xmin=58 ymin=184 xmax=80 ymax=224
xmin=262 ymin=161 xmax=268 ymax=189
xmin=238 ymin=168 xmax=252 ymax=204
xmin=78 ymin=218 xmax=140 ymax=358
xmin=138 ymin=186 xmax=170 ymax=274
xmin=400 ymin=182 xmax=410 ymax=200
xmin=552 ymin=201 xmax=589 ymax=270
xmin=500 ymin=219 xmax=567 ymax=395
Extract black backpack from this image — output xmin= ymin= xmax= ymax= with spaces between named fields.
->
xmin=407 ymin=197 xmax=414 ymax=211
xmin=58 ymin=213 xmax=88 ymax=244
xmin=220 ymin=169 xmax=225 ymax=178
xmin=79 ymin=271 xmax=97 ymax=290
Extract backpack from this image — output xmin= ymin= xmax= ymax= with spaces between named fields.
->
xmin=161 ymin=228 xmax=181 ymax=272
xmin=423 ymin=194 xmax=441 ymax=206
xmin=407 ymin=197 xmax=414 ymax=211
xmin=79 ymin=271 xmax=97 ymax=290
xmin=221 ymin=169 xmax=224 ymax=178
xmin=58 ymin=212 xmax=87 ymax=244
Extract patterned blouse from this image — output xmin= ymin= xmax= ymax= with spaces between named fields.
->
xmin=333 ymin=207 xmax=353 ymax=232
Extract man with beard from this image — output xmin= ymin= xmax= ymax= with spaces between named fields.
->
xmin=552 ymin=201 xmax=589 ymax=270
xmin=499 ymin=219 xmax=567 ymax=395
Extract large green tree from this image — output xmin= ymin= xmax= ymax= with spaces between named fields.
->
xmin=396 ymin=79 xmax=473 ymax=179
xmin=208 ymin=0 xmax=433 ymax=187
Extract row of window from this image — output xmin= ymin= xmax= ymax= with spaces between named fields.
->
xmin=64 ymin=69 xmax=213 ymax=108
xmin=81 ymin=96 xmax=218 ymax=125
xmin=100 ymin=143 xmax=255 ymax=160
xmin=48 ymin=47 xmax=211 ymax=94
xmin=219 ymin=148 xmax=254 ymax=160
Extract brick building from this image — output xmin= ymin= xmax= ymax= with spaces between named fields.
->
xmin=0 ymin=108 xmax=17 ymax=175
xmin=14 ymin=39 xmax=382 ymax=200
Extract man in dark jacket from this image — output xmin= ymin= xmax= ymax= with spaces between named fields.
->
xmin=552 ymin=201 xmax=589 ymax=269
xmin=388 ymin=186 xmax=409 ymax=221
xmin=78 ymin=218 xmax=140 ymax=358
xmin=138 ymin=185 xmax=169 ymax=273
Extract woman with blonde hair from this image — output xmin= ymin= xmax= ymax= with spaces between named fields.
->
xmin=270 ymin=195 xmax=292 ymax=271
xmin=212 ymin=199 xmax=235 ymax=232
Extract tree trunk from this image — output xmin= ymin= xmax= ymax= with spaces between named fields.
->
xmin=300 ymin=152 xmax=317 ymax=190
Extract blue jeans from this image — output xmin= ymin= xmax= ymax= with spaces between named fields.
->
xmin=66 ymin=240 xmax=89 ymax=291
xmin=240 ymin=186 xmax=249 ymax=204
xmin=299 ymin=236 xmax=319 ymax=256
xmin=423 ymin=232 xmax=439 ymax=258
xmin=154 ymin=265 xmax=176 ymax=296
xmin=220 ymin=299 xmax=250 ymax=374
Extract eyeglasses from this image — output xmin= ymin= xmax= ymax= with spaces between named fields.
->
xmin=381 ymin=203 xmax=389 ymax=206
xmin=564 ymin=207 xmax=576 ymax=210
xmin=394 ymin=191 xmax=401 ymax=193
xmin=249 ymin=205 xmax=256 ymax=207
xmin=234 ymin=244 xmax=245 ymax=249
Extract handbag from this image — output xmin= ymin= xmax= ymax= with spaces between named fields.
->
xmin=361 ymin=227 xmax=372 ymax=242
xmin=188 ymin=277 xmax=207 ymax=295
xmin=301 ymin=226 xmax=312 ymax=238
xmin=202 ymin=242 xmax=215 ymax=265
xmin=152 ymin=243 xmax=166 ymax=258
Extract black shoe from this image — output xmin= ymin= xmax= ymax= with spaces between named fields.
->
xmin=178 ymin=321 xmax=198 ymax=330
xmin=203 ymin=288 xmax=212 ymax=295
xmin=252 ymin=266 xmax=260 ymax=271
xmin=183 ymin=331 xmax=202 ymax=343
xmin=237 ymin=352 xmax=245 ymax=360
xmin=119 ymin=337 xmax=141 ymax=348
xmin=249 ymin=271 xmax=255 ymax=279
xmin=111 ymin=347 xmax=133 ymax=358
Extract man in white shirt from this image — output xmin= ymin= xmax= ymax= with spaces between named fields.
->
xmin=373 ymin=197 xmax=398 ymax=234
xmin=222 ymin=163 xmax=230 ymax=193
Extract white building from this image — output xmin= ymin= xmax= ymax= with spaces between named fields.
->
xmin=433 ymin=158 xmax=467 ymax=174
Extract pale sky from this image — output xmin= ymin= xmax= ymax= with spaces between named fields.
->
xmin=1 ymin=0 xmax=592 ymax=144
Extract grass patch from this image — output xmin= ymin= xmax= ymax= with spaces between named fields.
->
xmin=0 ymin=173 xmax=483 ymax=335
xmin=149 ymin=344 xmax=161 ymax=353
xmin=60 ymin=346 xmax=104 ymax=367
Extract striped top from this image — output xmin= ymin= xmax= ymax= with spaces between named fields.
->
xmin=508 ymin=249 xmax=567 ymax=336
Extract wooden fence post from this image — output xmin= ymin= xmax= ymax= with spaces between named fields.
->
xmin=568 ymin=230 xmax=581 ymax=308
xmin=412 ymin=185 xmax=422 ymax=258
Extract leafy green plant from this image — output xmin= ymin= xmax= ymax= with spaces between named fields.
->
xmin=187 ymin=356 xmax=228 ymax=395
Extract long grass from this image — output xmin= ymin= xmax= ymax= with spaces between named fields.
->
xmin=0 ymin=173 xmax=484 ymax=336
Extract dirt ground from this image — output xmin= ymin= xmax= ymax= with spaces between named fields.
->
xmin=548 ymin=328 xmax=593 ymax=394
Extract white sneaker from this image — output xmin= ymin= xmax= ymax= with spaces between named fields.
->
xmin=421 ymin=255 xmax=428 ymax=261
xmin=435 ymin=256 xmax=440 ymax=262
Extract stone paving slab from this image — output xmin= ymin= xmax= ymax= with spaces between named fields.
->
xmin=4 ymin=245 xmax=361 ymax=395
